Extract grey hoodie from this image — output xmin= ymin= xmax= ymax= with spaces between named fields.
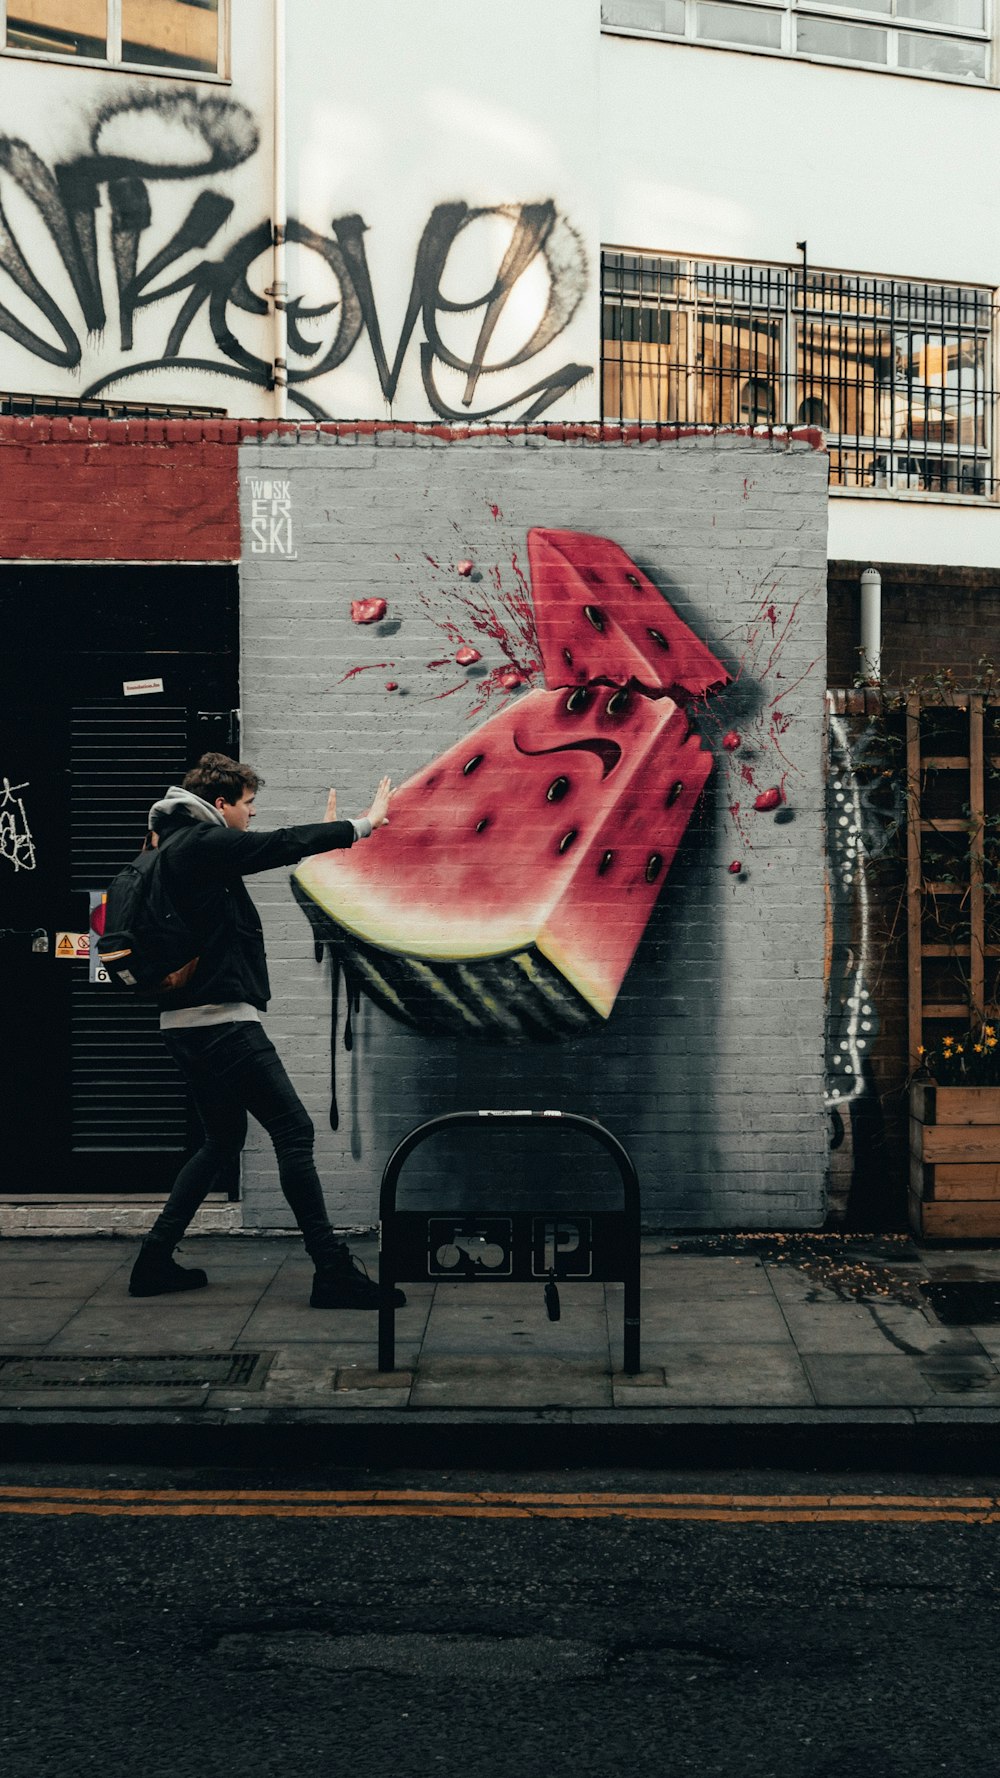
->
xmin=148 ymin=786 xmax=227 ymax=833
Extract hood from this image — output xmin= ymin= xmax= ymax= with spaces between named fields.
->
xmin=148 ymin=785 xmax=227 ymax=832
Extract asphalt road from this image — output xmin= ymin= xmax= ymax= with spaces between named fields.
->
xmin=3 ymin=1464 xmax=1000 ymax=1778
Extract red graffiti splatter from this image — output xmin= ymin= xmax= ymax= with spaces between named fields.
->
xmin=351 ymin=598 xmax=387 ymax=625
xmin=754 ymin=786 xmax=783 ymax=812
xmin=772 ymin=709 xmax=790 ymax=733
xmin=427 ymin=658 xmax=452 ymax=669
xmin=424 ymin=553 xmax=440 ymax=569
xmin=740 ymin=762 xmax=757 ymax=788
xmin=489 ymin=503 xmax=502 ymax=520
xmin=337 ymin=661 xmax=393 ymax=684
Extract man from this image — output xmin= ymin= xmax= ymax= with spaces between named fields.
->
xmin=128 ymin=751 xmax=402 ymax=1311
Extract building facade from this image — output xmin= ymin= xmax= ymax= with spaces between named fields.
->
xmin=1 ymin=0 xmax=995 ymax=1234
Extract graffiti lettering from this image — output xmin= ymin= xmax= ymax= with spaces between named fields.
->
xmin=0 ymin=94 xmax=591 ymax=419
xmin=0 ymin=777 xmax=36 ymax=871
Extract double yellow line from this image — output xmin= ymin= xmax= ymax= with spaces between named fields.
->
xmin=1 ymin=1488 xmax=999 ymax=1522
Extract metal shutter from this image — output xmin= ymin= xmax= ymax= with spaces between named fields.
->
xmin=70 ymin=706 xmax=190 ymax=1154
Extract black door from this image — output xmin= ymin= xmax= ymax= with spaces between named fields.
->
xmin=0 ymin=565 xmax=238 ymax=1192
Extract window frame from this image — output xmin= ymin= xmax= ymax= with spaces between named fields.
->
xmin=0 ymin=0 xmax=231 ymax=81
xmin=602 ymin=0 xmax=993 ymax=86
xmin=600 ymin=250 xmax=1000 ymax=504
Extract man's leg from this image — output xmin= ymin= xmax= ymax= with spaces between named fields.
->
xmin=223 ymin=1024 xmax=404 ymax=1309
xmin=130 ymin=1026 xmax=248 ymax=1298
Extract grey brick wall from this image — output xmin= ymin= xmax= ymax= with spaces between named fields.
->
xmin=237 ymin=431 xmax=829 ymax=1230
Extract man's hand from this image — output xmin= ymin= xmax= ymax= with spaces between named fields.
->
xmin=365 ymin=775 xmax=392 ymax=829
xmin=324 ymin=788 xmax=338 ymax=822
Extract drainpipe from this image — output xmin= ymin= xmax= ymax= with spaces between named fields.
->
xmin=860 ymin=566 xmax=882 ymax=683
xmin=270 ymin=0 xmax=288 ymax=419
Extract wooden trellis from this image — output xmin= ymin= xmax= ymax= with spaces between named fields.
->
xmin=907 ymin=692 xmax=998 ymax=1070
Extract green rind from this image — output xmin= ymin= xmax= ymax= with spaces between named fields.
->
xmin=291 ymin=876 xmax=600 ymax=1043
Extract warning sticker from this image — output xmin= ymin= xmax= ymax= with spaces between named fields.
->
xmin=55 ymin=931 xmax=88 ymax=959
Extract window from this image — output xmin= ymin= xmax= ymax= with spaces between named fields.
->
xmin=602 ymin=252 xmax=997 ymax=497
xmin=601 ymin=0 xmax=990 ymax=82
xmin=3 ymin=0 xmax=226 ymax=75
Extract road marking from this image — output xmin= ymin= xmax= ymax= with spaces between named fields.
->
xmin=1 ymin=1488 xmax=1000 ymax=1523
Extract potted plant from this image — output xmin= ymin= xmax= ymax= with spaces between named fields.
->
xmin=910 ymin=1026 xmax=1000 ymax=1237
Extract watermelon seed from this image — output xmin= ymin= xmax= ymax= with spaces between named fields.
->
xmin=546 ymin=777 xmax=571 ymax=803
xmin=583 ymin=604 xmax=606 ymax=632
xmin=476 ymin=817 xmax=490 ymax=833
xmin=562 ymin=647 xmax=573 ymax=666
xmin=606 ymin=688 xmax=630 ymax=716
xmin=626 ymin=573 xmax=641 ymax=588
xmin=645 ymin=853 xmax=664 ymax=884
xmin=597 ymin=850 xmax=615 ymax=876
xmin=558 ymin=830 xmax=578 ymax=854
xmin=463 ymin=754 xmax=484 ymax=775
xmin=647 ymin=627 xmax=670 ymax=651
xmin=565 ymin=688 xmax=591 ymax=713
xmin=666 ymin=780 xmax=684 ymax=807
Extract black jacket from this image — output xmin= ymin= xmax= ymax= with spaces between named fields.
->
xmin=154 ymin=815 xmax=356 ymax=1011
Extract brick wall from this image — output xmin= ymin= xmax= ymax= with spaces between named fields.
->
xmin=829 ymin=562 xmax=1000 ymax=687
xmin=828 ymin=566 xmax=1000 ymax=1228
xmin=237 ymin=429 xmax=830 ymax=1230
xmin=0 ymin=417 xmax=242 ymax=561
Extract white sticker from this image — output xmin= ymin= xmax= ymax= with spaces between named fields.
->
xmin=123 ymin=677 xmax=164 ymax=697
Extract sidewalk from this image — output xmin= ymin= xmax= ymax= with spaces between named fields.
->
xmin=4 ymin=1233 xmax=1000 ymax=1460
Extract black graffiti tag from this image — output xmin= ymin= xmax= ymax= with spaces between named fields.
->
xmin=0 ymin=92 xmax=591 ymax=419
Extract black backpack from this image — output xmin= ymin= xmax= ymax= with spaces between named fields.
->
xmin=97 ymin=838 xmax=203 ymax=995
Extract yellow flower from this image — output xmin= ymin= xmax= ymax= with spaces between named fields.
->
xmin=956 ymin=1045 xmax=965 ymax=1054
xmin=986 ymin=1026 xmax=996 ymax=1038
xmin=943 ymin=1036 xmax=954 ymax=1048
xmin=987 ymin=1037 xmax=998 ymax=1049
xmin=917 ymin=1045 xmax=926 ymax=1056
xmin=975 ymin=1044 xmax=984 ymax=1054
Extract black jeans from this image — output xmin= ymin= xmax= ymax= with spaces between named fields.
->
xmin=148 ymin=1022 xmax=339 ymax=1263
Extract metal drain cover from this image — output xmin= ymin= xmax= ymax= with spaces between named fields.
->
xmin=922 ymin=1281 xmax=1000 ymax=1325
xmin=0 ymin=1352 xmax=268 ymax=1390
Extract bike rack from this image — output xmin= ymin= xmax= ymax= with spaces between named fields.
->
xmin=378 ymin=1109 xmax=641 ymax=1375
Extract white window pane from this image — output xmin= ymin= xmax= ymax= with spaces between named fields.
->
xmin=601 ymin=0 xmax=686 ymax=29
xmin=796 ymin=15 xmax=888 ymax=58
xmin=696 ymin=1 xmax=783 ymax=45
xmin=896 ymin=0 xmax=984 ymax=27
xmin=897 ymin=27 xmax=987 ymax=71
xmin=7 ymin=0 xmax=106 ymax=57
xmin=806 ymin=0 xmax=891 ymax=15
xmin=122 ymin=0 xmax=219 ymax=72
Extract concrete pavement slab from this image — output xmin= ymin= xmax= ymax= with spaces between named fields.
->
xmin=0 ymin=1300 xmax=85 ymax=1343
xmin=776 ymin=1302 xmax=982 ymax=1356
xmin=801 ymin=1351 xmax=1000 ymax=1407
xmin=0 ymin=1259 xmax=126 ymax=1299
xmin=610 ymin=1341 xmax=815 ymax=1406
xmin=410 ymin=1355 xmax=612 ymax=1409
xmin=42 ymin=1303 xmax=255 ymax=1353
xmin=610 ymin=1294 xmax=791 ymax=1343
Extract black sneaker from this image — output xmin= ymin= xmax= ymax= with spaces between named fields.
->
xmin=129 ymin=1243 xmax=208 ymax=1298
xmin=310 ymin=1249 xmax=405 ymax=1310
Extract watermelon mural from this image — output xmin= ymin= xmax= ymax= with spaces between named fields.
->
xmin=293 ymin=529 xmax=728 ymax=1041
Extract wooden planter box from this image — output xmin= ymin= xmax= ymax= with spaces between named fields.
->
xmin=910 ymin=1084 xmax=1000 ymax=1238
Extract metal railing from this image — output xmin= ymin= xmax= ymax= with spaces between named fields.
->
xmin=602 ymin=251 xmax=998 ymax=497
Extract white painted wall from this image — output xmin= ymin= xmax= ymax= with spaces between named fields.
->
xmin=599 ymin=32 xmax=1000 ymax=567
xmin=282 ymin=0 xmax=601 ymax=421
xmin=0 ymin=0 xmax=602 ymax=422
xmin=0 ymin=3 xmax=275 ymax=413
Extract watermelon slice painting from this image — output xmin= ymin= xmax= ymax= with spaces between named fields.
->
xmin=293 ymin=530 xmax=728 ymax=1041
